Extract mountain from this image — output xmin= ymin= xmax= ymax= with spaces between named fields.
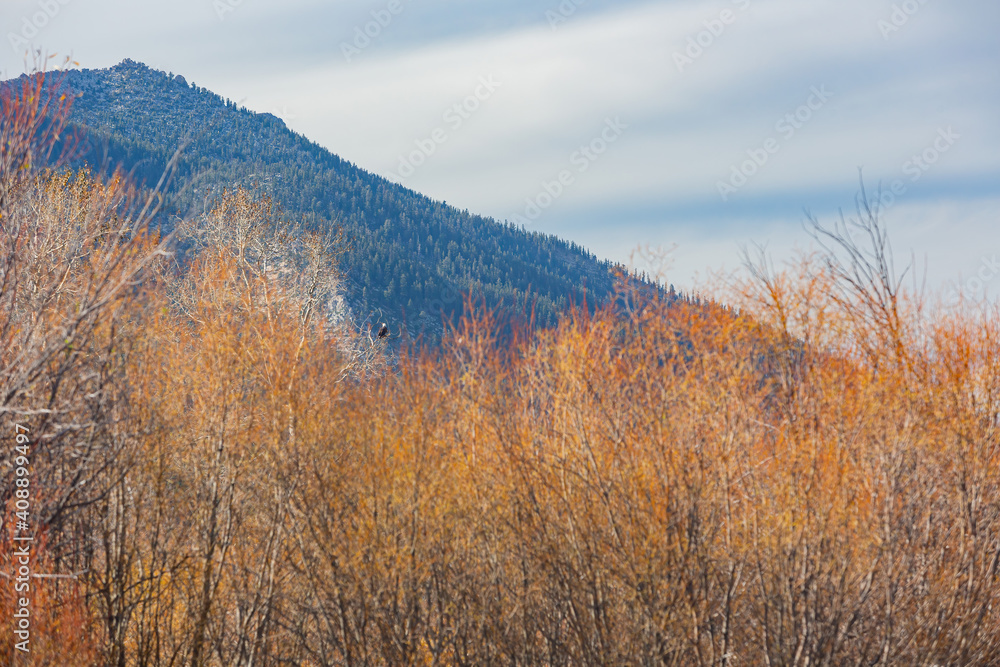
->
xmin=30 ymin=59 xmax=623 ymax=339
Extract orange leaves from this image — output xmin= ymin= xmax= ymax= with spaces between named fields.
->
xmin=0 ymin=525 xmax=100 ymax=666
xmin=0 ymin=68 xmax=77 ymax=210
xmin=5 ymin=167 xmax=1000 ymax=663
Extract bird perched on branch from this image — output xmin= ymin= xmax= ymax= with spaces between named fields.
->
xmin=376 ymin=323 xmax=389 ymax=340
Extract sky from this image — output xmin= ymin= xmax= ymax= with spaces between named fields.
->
xmin=2 ymin=0 xmax=998 ymax=299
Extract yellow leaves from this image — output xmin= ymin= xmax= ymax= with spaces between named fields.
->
xmin=9 ymin=165 xmax=1000 ymax=663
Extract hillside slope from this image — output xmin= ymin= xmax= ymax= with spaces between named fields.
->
xmin=32 ymin=60 xmax=620 ymax=338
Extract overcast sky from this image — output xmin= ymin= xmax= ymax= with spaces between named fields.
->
xmin=2 ymin=0 xmax=998 ymax=297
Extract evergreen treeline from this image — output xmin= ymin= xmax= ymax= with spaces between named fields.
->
xmin=37 ymin=59 xmax=620 ymax=340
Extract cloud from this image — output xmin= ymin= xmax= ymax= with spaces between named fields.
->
xmin=1 ymin=0 xmax=996 ymax=293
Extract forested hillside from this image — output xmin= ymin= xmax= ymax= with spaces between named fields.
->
xmin=37 ymin=59 xmax=619 ymax=339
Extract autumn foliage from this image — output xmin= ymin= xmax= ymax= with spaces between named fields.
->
xmin=2 ymin=72 xmax=999 ymax=666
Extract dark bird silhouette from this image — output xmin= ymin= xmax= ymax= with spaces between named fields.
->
xmin=376 ymin=323 xmax=389 ymax=340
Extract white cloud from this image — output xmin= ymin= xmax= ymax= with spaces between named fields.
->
xmin=0 ymin=0 xmax=996 ymax=294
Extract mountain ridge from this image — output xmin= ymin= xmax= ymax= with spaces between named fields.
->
xmin=17 ymin=59 xmax=624 ymax=339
